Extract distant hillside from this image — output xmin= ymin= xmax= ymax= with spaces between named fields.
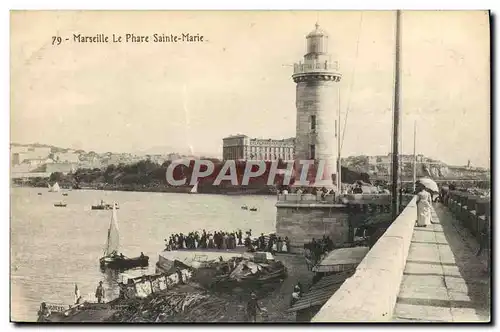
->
xmin=342 ymin=155 xmax=490 ymax=181
xmin=11 ymin=142 xmax=490 ymax=181
xmin=10 ymin=142 xmax=84 ymax=154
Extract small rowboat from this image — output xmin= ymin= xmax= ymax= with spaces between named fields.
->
xmin=54 ymin=202 xmax=67 ymax=207
xmin=100 ymin=255 xmax=149 ymax=270
xmin=92 ymin=203 xmax=119 ymax=210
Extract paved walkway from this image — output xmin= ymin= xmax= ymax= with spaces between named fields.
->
xmin=393 ymin=203 xmax=490 ymax=322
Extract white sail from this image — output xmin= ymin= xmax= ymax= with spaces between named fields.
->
xmin=190 ymin=182 xmax=198 ymax=194
xmin=49 ymin=182 xmax=60 ymax=192
xmin=104 ymin=204 xmax=120 ymax=256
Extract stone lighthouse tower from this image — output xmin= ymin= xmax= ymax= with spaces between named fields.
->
xmin=292 ymin=23 xmax=342 ymax=189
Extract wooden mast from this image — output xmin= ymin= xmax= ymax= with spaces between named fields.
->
xmin=337 ymin=85 xmax=342 ymax=194
xmin=413 ymin=121 xmax=417 ymax=193
xmin=391 ymin=10 xmax=402 ymax=219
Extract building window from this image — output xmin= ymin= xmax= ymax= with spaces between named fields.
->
xmin=310 ymin=115 xmax=316 ymax=132
xmin=310 ymin=145 xmax=316 ymax=160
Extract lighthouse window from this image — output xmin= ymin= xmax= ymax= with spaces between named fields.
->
xmin=310 ymin=115 xmax=316 ymax=131
xmin=310 ymin=145 xmax=316 ymax=160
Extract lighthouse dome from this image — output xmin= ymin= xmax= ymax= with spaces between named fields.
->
xmin=305 ymin=23 xmax=329 ymax=55
xmin=306 ymin=23 xmax=329 ymax=38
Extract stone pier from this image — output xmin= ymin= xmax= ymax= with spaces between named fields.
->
xmin=275 ymin=195 xmax=349 ymax=253
xmin=275 ymin=193 xmax=395 ymax=253
xmin=309 ymin=194 xmax=490 ymax=323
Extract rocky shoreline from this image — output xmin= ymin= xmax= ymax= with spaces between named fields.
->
xmin=16 ymin=182 xmax=278 ymax=196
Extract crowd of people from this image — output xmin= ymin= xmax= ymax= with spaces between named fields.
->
xmin=252 ymin=233 xmax=291 ymax=254
xmin=303 ymin=235 xmax=334 ymax=268
xmin=279 ymin=186 xmax=335 ymax=197
xmin=165 ymin=230 xmax=247 ymax=251
xmin=279 ymin=182 xmax=391 ymax=196
xmin=164 ymin=229 xmax=292 ymax=254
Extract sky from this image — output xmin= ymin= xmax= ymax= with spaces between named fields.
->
xmin=10 ymin=10 xmax=490 ymax=167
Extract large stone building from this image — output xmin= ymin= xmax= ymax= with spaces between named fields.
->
xmin=222 ymin=134 xmax=295 ymax=161
xmin=292 ymin=23 xmax=342 ymax=188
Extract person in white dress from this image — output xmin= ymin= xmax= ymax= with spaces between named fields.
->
xmin=416 ymin=184 xmax=432 ymax=227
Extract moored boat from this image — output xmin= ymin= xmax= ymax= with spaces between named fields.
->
xmin=249 ymin=207 xmax=258 ymax=211
xmin=99 ymin=204 xmax=149 ymax=271
xmin=54 ymin=202 xmax=67 ymax=207
xmin=100 ymin=254 xmax=149 ymax=270
xmin=92 ymin=201 xmax=119 ymax=210
xmin=241 ymin=205 xmax=248 ymax=210
xmin=210 ymin=254 xmax=287 ymax=289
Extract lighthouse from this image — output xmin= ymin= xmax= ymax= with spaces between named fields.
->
xmin=275 ymin=24 xmax=350 ymax=253
xmin=292 ymin=23 xmax=342 ymax=189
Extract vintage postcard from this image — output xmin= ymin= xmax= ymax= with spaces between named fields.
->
xmin=10 ymin=10 xmax=490 ymax=323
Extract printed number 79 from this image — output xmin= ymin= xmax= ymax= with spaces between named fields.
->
xmin=52 ymin=36 xmax=62 ymax=45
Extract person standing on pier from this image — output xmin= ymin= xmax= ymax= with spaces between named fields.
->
xmin=277 ymin=237 xmax=283 ymax=253
xmin=416 ymin=184 xmax=432 ymax=227
xmin=244 ymin=235 xmax=252 ymax=249
xmin=193 ymin=232 xmax=199 ymax=249
xmin=182 ymin=234 xmax=187 ymax=249
xmin=263 ymin=234 xmax=269 ymax=250
xmin=208 ymin=233 xmax=214 ymax=249
xmin=74 ymin=284 xmax=82 ymax=305
xmin=237 ymin=230 xmax=243 ymax=246
xmin=95 ymin=281 xmax=105 ymax=304
xmin=440 ymin=185 xmax=450 ymax=204
xmin=271 ymin=238 xmax=278 ymax=254
xmin=214 ymin=232 xmax=220 ymax=249
xmin=37 ymin=302 xmax=51 ymax=322
xmin=228 ymin=233 xmax=233 ymax=249
xmin=246 ymin=292 xmax=262 ymax=322
xmin=201 ymin=230 xmax=207 ymax=248
xmin=221 ymin=232 xmax=228 ymax=250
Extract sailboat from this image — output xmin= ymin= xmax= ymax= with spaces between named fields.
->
xmin=99 ymin=204 xmax=149 ymax=270
xmin=190 ymin=181 xmax=198 ymax=194
xmin=48 ymin=182 xmax=60 ymax=192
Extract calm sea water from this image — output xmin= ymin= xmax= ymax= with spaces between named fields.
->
xmin=10 ymin=187 xmax=277 ymax=322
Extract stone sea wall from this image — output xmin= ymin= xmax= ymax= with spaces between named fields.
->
xmin=311 ymin=196 xmax=418 ymax=322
